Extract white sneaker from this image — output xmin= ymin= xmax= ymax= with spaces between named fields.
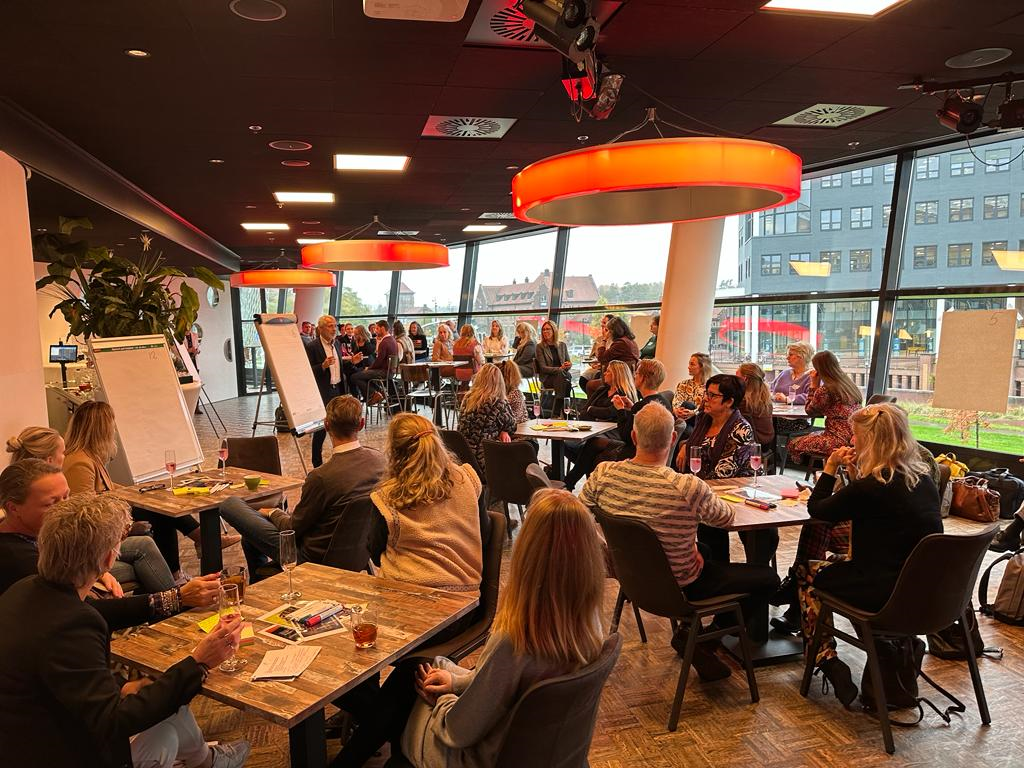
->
xmin=209 ymin=739 xmax=251 ymax=768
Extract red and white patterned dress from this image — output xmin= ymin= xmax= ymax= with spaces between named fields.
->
xmin=787 ymin=386 xmax=859 ymax=461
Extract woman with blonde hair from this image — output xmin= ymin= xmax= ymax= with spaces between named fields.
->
xmin=333 ymin=412 xmax=484 ymax=767
xmin=512 ymin=321 xmax=537 ymax=379
xmin=6 ymin=426 xmax=64 ymax=465
xmin=536 ymin=319 xmax=573 ymax=409
xmin=458 ymin=363 xmax=517 ymax=471
xmin=579 ymin=360 xmax=636 ymax=422
xmin=796 ymin=403 xmax=941 ymax=707
xmin=499 ymin=360 xmax=528 ymax=425
xmin=400 ymin=489 xmax=607 ymax=768
xmin=736 ymin=362 xmax=775 ymax=446
xmin=673 ymin=352 xmax=713 ymax=420
xmin=63 ymin=402 xmax=238 ymax=581
xmin=483 ymin=320 xmax=508 ymax=356
xmin=771 ymin=341 xmax=815 ymax=404
xmin=453 ymin=324 xmax=485 ymax=383
xmin=787 ymin=350 xmax=861 ymax=464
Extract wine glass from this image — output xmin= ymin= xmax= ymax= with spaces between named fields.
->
xmin=688 ymin=446 xmax=702 ymax=475
xmin=750 ymin=450 xmax=763 ymax=491
xmin=164 ymin=450 xmax=176 ymax=490
xmin=217 ymin=583 xmax=246 ymax=673
xmin=279 ymin=530 xmax=301 ymax=602
xmin=532 ymin=401 xmax=541 ymax=419
xmin=218 ymin=438 xmax=229 ymax=480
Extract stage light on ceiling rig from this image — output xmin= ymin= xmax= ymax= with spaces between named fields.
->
xmin=520 ymin=0 xmax=600 ymax=66
xmin=936 ymin=93 xmax=985 ymax=134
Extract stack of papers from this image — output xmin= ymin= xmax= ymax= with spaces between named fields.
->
xmin=252 ymin=646 xmax=321 ymax=682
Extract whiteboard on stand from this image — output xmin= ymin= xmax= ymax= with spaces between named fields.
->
xmin=88 ymin=335 xmax=204 ymax=483
xmin=932 ymin=309 xmax=1016 ymax=413
xmin=255 ymin=313 xmax=325 ymax=435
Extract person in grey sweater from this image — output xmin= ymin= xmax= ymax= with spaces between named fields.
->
xmin=398 ymin=488 xmax=607 ymax=767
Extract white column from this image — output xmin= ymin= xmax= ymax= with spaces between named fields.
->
xmin=0 ymin=151 xmax=46 ymax=464
xmin=751 ymin=304 xmax=760 ymax=365
xmin=656 ymin=218 xmax=725 ymax=388
xmin=293 ymin=287 xmax=328 ymax=325
xmin=808 ymin=301 xmax=818 ymax=349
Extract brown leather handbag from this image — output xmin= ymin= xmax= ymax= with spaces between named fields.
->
xmin=950 ymin=476 xmax=1000 ymax=522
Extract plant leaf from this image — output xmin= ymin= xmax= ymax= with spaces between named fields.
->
xmin=58 ymin=216 xmax=93 ymax=236
xmin=191 ymin=266 xmax=225 ymax=292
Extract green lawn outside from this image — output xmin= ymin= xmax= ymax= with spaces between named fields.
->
xmin=909 ymin=421 xmax=1024 ymax=455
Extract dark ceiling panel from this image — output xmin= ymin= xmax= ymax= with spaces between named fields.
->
xmin=432 ymin=86 xmax=545 ymax=117
xmin=599 ymin=4 xmax=748 ymax=59
xmin=446 ymin=47 xmax=563 ymax=90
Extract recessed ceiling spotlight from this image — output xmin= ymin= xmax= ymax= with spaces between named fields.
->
xmin=208 ymin=158 xmax=225 ymax=164
xmin=577 ymin=135 xmax=589 ymax=142
xmin=762 ymin=0 xmax=907 ymax=16
xmin=245 ymin=204 xmax=257 ymax=209
xmin=334 ymin=153 xmax=410 ymax=172
xmin=301 ymin=220 xmax=321 ymax=225
xmin=273 ymin=191 xmax=335 ymax=204
xmin=848 ymin=141 xmax=860 ymax=148
xmin=124 ymin=48 xmax=151 ymax=58
xmin=248 ymin=124 xmax=263 ymax=133
xmin=35 ymin=227 xmax=47 ymax=232
xmin=269 ymin=140 xmax=312 ymax=151
xmin=229 ymin=0 xmax=287 ymax=22
xmin=129 ymin=236 xmax=138 ymax=240
xmin=303 ymin=231 xmax=326 ymax=236
xmin=945 ymin=47 xmax=1013 ymax=70
xmin=377 ymin=230 xmax=420 ymax=236
xmin=241 ymin=222 xmax=289 ymax=231
xmin=463 ymin=224 xmax=507 ymax=233
xmin=505 ymin=165 xmax=519 ymax=170
xmin=281 ymin=159 xmax=310 ymax=167
xmin=460 ymin=207 xmax=471 ymax=211
xmin=116 ymin=243 xmax=125 ymax=246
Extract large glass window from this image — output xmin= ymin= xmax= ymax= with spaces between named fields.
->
xmin=340 ymin=271 xmax=393 ymax=318
xmin=985 ymin=147 xmax=1011 ymax=172
xmin=950 ymin=153 xmax=975 ymax=176
xmin=473 ymin=231 xmax=558 ymax=313
xmin=395 ymin=245 xmax=465 ymax=317
xmin=562 ymin=224 xmax=669 ymax=309
xmin=850 ymin=249 xmax=872 ymax=272
xmin=913 ymin=245 xmax=937 ymax=269
xmin=851 ymin=168 xmax=873 ymax=186
xmin=820 ymin=173 xmax=842 ymax=188
xmin=761 ymin=253 xmax=782 ymax=276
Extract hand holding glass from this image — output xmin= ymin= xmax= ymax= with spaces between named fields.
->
xmin=279 ymin=530 xmax=301 ymax=602
xmin=217 ymin=583 xmax=246 ymax=673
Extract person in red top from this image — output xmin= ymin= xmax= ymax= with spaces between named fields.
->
xmin=352 ymin=319 xmax=400 ymax=405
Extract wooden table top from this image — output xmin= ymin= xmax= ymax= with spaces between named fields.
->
xmin=405 ymin=360 xmax=468 ymax=368
xmin=708 ymin=475 xmax=814 ymax=532
xmin=772 ymin=405 xmax=810 ymax=419
xmin=110 ymin=563 xmax=478 ymax=729
xmin=516 ymin=418 xmax=618 ymax=441
xmin=109 ymin=466 xmax=305 ymax=518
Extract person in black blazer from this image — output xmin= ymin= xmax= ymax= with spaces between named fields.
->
xmin=0 ymin=494 xmax=247 ymax=768
xmin=306 ymin=315 xmax=361 ymax=468
xmin=536 ymin=320 xmax=573 ymax=410
xmin=512 ymin=321 xmax=537 ymax=379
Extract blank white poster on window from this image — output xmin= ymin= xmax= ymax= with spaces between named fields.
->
xmin=932 ymin=309 xmax=1016 ymax=413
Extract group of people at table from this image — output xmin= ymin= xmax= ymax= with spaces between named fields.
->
xmin=0 ymin=309 xmax=954 ymax=767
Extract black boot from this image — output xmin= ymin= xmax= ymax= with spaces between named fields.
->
xmin=770 ymin=603 xmax=801 ymax=635
xmin=770 ymin=573 xmax=796 ymax=607
xmin=818 ymin=657 xmax=858 ymax=708
xmin=990 ymin=517 xmax=1024 ymax=552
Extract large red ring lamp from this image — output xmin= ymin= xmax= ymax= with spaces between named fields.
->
xmin=229 ymin=269 xmax=336 ymax=289
xmin=301 ymin=240 xmax=449 ymax=271
xmin=512 ymin=137 xmax=803 ymax=226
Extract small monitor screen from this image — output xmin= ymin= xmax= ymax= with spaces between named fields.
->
xmin=49 ymin=344 xmax=78 ymax=363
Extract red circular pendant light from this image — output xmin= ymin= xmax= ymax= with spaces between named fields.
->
xmin=301 ymin=240 xmax=449 ymax=271
xmin=511 ymin=137 xmax=802 ymax=226
xmin=229 ymin=269 xmax=336 ymax=289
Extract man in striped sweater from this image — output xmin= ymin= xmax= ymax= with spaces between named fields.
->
xmin=579 ymin=403 xmax=779 ymax=680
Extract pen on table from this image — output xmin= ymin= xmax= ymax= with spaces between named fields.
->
xmin=743 ymin=498 xmax=773 ymax=510
xmin=301 ymin=604 xmax=347 ymax=627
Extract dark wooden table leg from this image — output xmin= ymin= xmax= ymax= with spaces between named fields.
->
xmin=551 ymin=440 xmax=565 ymax=482
xmin=199 ymin=508 xmax=223 ymax=575
xmin=289 ymin=709 xmax=327 ymax=768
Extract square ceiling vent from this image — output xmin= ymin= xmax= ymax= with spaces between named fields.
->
xmin=773 ymin=103 xmax=888 ymax=128
xmin=465 ymin=0 xmax=622 ymax=48
xmin=422 ymin=115 xmax=517 ymax=139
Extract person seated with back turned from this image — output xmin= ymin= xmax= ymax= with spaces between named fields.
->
xmin=578 ymin=313 xmax=614 ymax=392
xmin=396 ymin=489 xmax=607 ymax=768
xmin=796 ymin=403 xmax=942 ymax=708
xmin=0 ymin=460 xmax=221 ymax=624
xmin=218 ymin=395 xmax=386 ymax=577
xmin=331 ymin=413 xmax=484 ymax=767
xmin=0 ymin=492 xmax=248 ymax=768
xmin=736 ymin=363 xmax=775 ymax=447
xmin=458 ymin=363 xmax=518 ymax=472
xmin=580 ymin=404 xmax=779 ymax=681
xmin=352 ymin=319 xmax=399 ymax=406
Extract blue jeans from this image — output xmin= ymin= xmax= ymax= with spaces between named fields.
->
xmin=111 ymin=535 xmax=176 ymax=593
xmin=219 ymin=497 xmax=284 ymax=576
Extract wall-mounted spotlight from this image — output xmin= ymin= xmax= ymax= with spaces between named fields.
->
xmin=520 ymin=0 xmax=600 ymax=66
xmin=936 ymin=93 xmax=985 ymax=134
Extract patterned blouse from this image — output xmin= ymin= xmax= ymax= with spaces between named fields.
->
xmin=507 ymin=389 xmax=529 ymax=425
xmin=788 ymin=386 xmax=859 ymax=458
xmin=458 ymin=399 xmax=516 ymax=471
xmin=673 ymin=378 xmax=706 ymax=410
xmin=690 ymin=417 xmax=756 ymax=480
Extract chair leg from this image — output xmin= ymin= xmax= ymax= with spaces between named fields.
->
xmin=732 ymin=606 xmax=759 ymax=704
xmin=859 ymin=621 xmax=895 ymax=755
xmin=669 ymin=620 xmax=699 ymax=732
xmin=632 ymin=602 xmax=647 ymax=644
xmin=800 ymin=607 xmax=828 ymax=697
xmin=502 ymin=502 xmax=513 ymax=540
xmin=610 ymin=588 xmax=626 ymax=634
xmin=959 ymin=608 xmax=991 ymax=725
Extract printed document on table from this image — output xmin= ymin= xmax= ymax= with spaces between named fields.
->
xmin=252 ymin=645 xmax=321 ymax=681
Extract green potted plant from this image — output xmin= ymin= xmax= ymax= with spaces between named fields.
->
xmin=34 ymin=217 xmax=224 ymax=343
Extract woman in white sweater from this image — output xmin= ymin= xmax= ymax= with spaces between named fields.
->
xmin=399 ymin=488 xmax=606 ymax=768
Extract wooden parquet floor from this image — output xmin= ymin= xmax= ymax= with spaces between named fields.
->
xmin=176 ymin=395 xmax=1024 ymax=767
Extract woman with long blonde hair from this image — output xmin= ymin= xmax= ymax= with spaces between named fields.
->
xmin=536 ymin=319 xmax=573 ymax=408
xmin=795 ymin=403 xmax=941 ymax=707
xmin=512 ymin=321 xmax=537 ymax=379
xmin=458 ymin=364 xmax=517 ymax=470
xmin=672 ymin=352 xmax=713 ymax=419
xmin=736 ymin=362 xmax=775 ymax=446
xmin=579 ymin=360 xmax=636 ymax=421
xmin=483 ymin=320 xmax=508 ymax=356
xmin=787 ymin=350 xmax=861 ymax=464
xmin=401 ymin=489 xmax=606 ymax=767
xmin=6 ymin=426 xmax=64 ymax=465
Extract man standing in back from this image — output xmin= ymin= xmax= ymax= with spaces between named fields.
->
xmin=352 ymin=319 xmax=399 ymax=406
xmin=218 ymin=396 xmax=386 ymax=573
xmin=306 ymin=315 xmax=359 ymax=467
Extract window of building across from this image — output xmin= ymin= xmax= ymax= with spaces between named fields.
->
xmin=947 ymin=242 xmax=973 ymax=267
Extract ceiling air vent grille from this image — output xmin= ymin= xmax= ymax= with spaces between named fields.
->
xmin=422 ymin=115 xmax=517 ymax=139
xmin=489 ymin=6 xmax=538 ymax=43
xmin=773 ymin=103 xmax=888 ymax=128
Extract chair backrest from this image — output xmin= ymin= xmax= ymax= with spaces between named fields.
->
xmin=524 ymin=462 xmax=553 ymax=493
xmin=386 ymin=353 xmax=401 ymax=377
xmin=476 ymin=510 xmax=506 ymax=629
xmin=225 ymin=435 xmax=282 ymax=475
xmin=483 ymin=440 xmax=538 ymax=505
xmin=871 ymin=525 xmax=999 ymax=635
xmin=594 ymin=507 xmax=690 ymax=619
xmin=867 ymin=393 xmax=897 ymax=405
xmin=454 ymin=352 xmax=479 ymax=381
xmin=495 ymin=634 xmax=622 ymax=768
xmin=400 ymin=364 xmax=429 ymax=384
xmin=320 ymin=496 xmax=378 ymax=572
xmin=440 ymin=430 xmax=485 ymax=484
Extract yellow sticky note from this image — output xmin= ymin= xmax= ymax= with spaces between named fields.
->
xmin=198 ymin=614 xmax=254 ymax=642
xmin=719 ymin=493 xmax=745 ymax=504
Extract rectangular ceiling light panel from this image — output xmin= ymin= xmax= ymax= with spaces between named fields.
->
xmin=422 ymin=115 xmax=517 ymax=139
xmin=334 ymin=154 xmax=410 ymax=171
xmin=773 ymin=103 xmax=889 ymax=128
xmin=363 ymin=0 xmax=470 ymax=22
xmin=241 ymin=222 xmax=289 ymax=230
xmin=463 ymin=224 xmax=507 ymax=232
xmin=762 ymin=0 xmax=908 ymax=15
xmin=297 ymin=238 xmax=331 ymax=245
xmin=377 ymin=230 xmax=420 ymax=236
xmin=273 ymin=192 xmax=335 ymax=203
xmin=478 ymin=211 xmax=517 ymax=219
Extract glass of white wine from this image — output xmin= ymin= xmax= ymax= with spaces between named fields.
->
xmin=217 ymin=583 xmax=246 ymax=673
xmin=279 ymin=530 xmax=301 ymax=602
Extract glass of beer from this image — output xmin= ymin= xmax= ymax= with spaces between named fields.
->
xmin=220 ymin=565 xmax=248 ymax=603
xmin=348 ymin=604 xmax=378 ymax=649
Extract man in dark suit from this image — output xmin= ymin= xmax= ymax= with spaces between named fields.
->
xmin=218 ymin=396 xmax=386 ymax=573
xmin=305 ymin=314 xmax=362 ymax=467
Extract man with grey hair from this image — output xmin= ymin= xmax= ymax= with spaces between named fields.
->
xmin=306 ymin=314 xmax=352 ymax=467
xmin=579 ymin=403 xmax=779 ymax=681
